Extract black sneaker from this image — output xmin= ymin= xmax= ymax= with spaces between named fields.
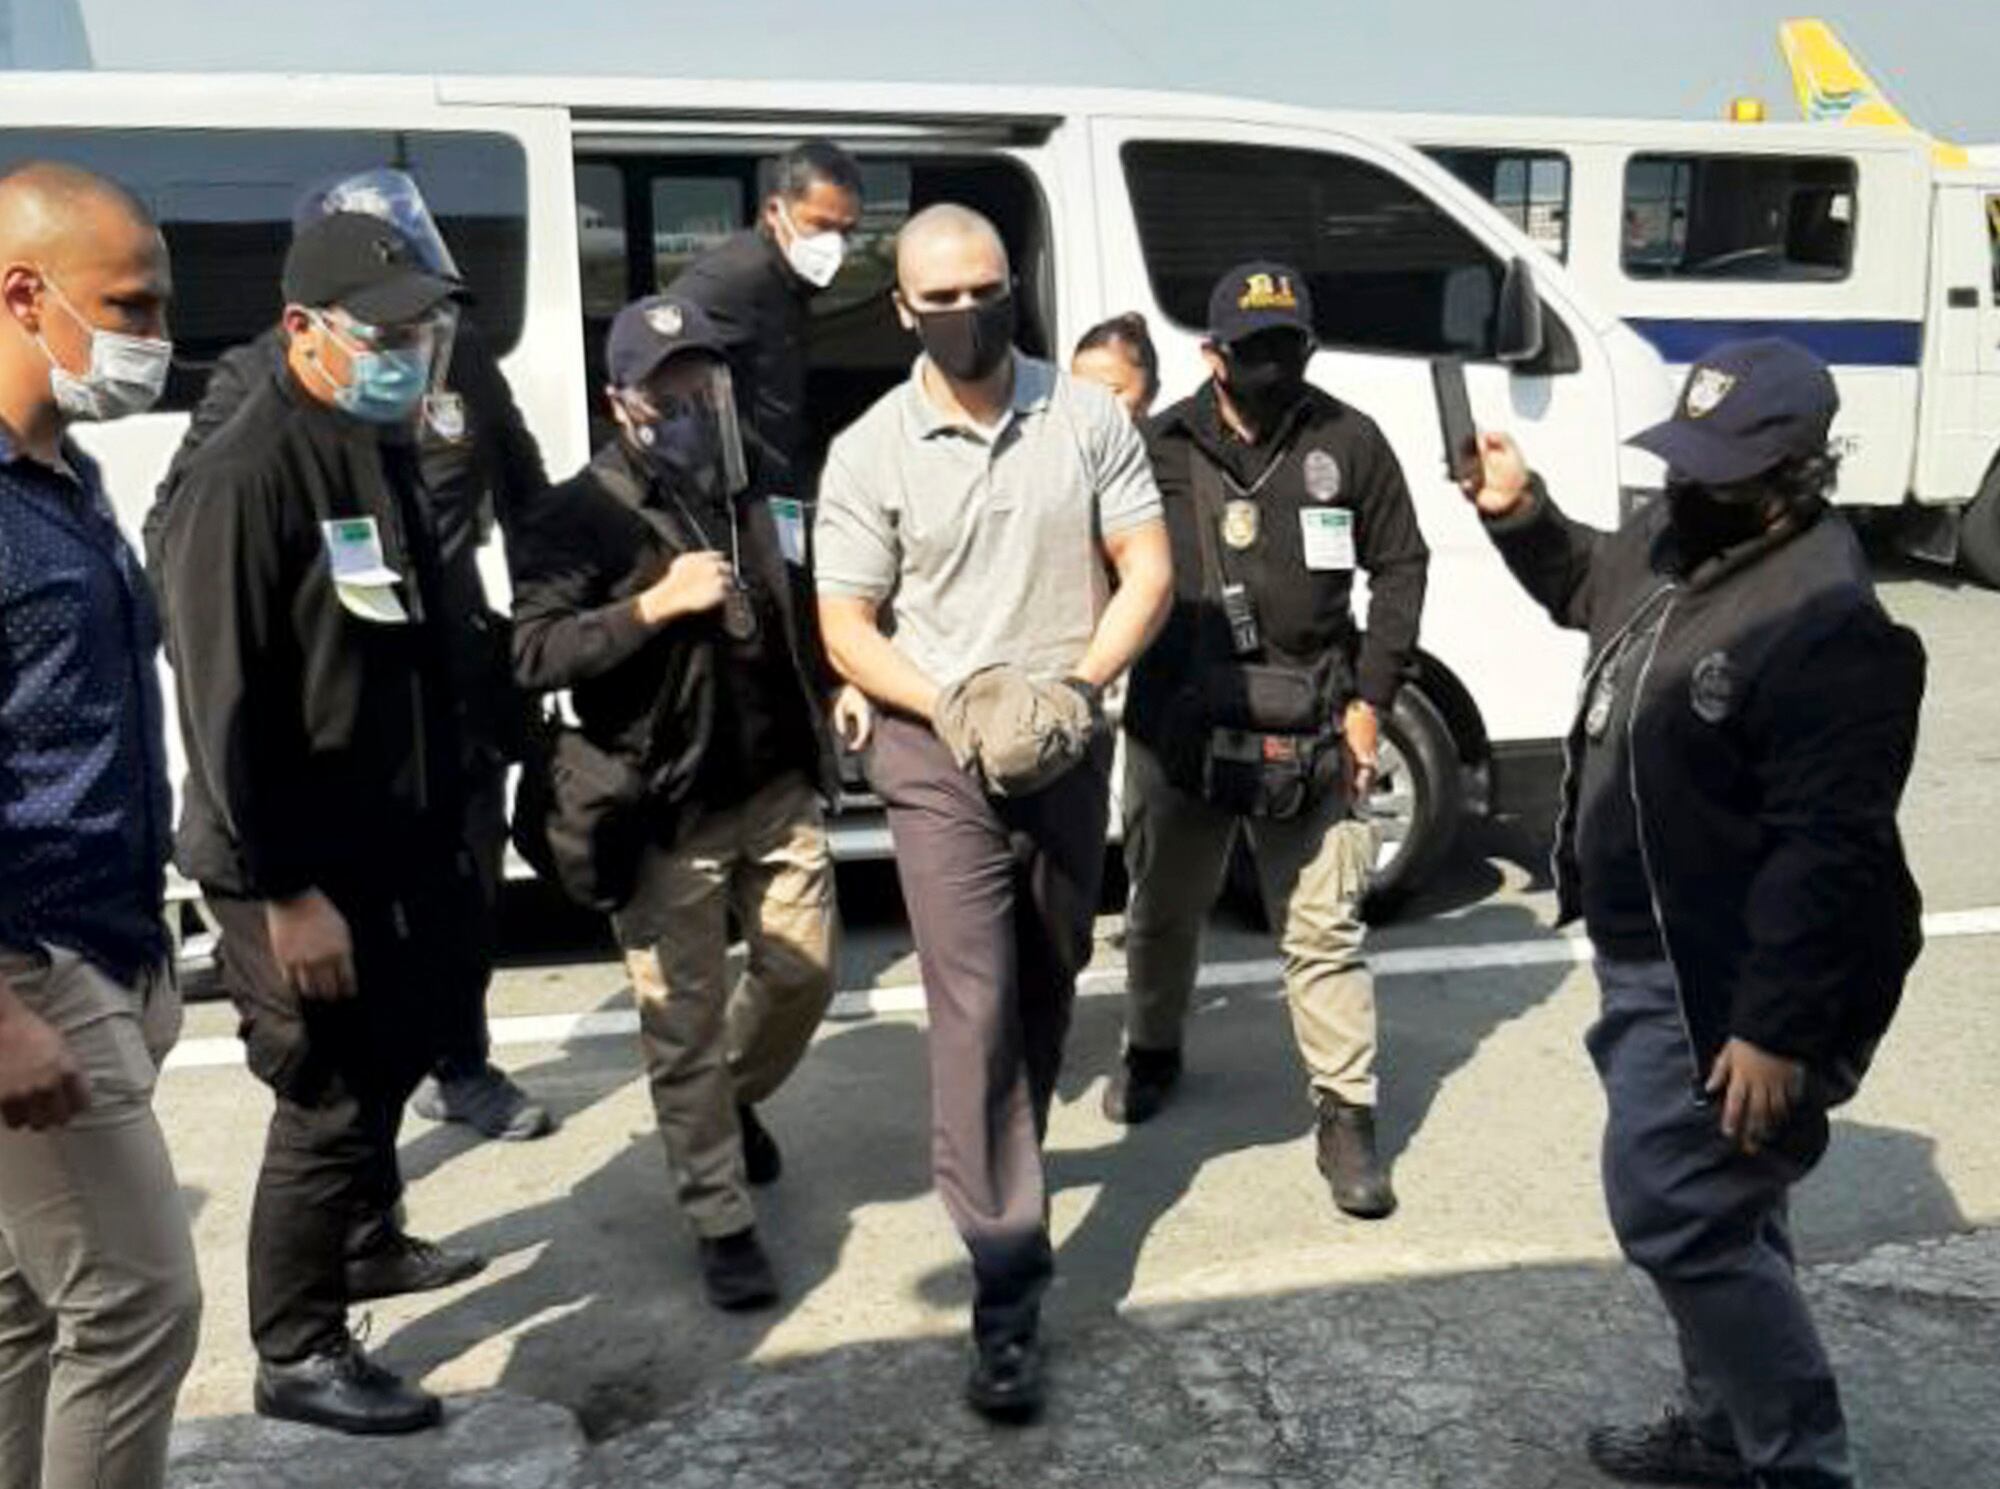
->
xmin=345 ymin=1228 xmax=488 ymax=1303
xmin=966 ymin=1333 xmax=1045 ymax=1423
xmin=1586 ymin=1408 xmax=1751 ymax=1485
xmin=254 ymin=1335 xmax=441 ymax=1436
xmin=739 ymin=1104 xmax=782 ymax=1186
xmin=413 ymin=1066 xmax=554 ymax=1142
xmin=1101 ymin=1045 xmax=1182 ymax=1125
xmin=698 ymin=1227 xmax=779 ymax=1312
xmin=1314 ymin=1098 xmax=1397 ymax=1219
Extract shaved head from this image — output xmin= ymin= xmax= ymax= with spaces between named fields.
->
xmin=0 ymin=162 xmax=155 ymax=271
xmin=895 ymin=203 xmax=1009 ymax=290
xmin=0 ymin=162 xmax=171 ymax=447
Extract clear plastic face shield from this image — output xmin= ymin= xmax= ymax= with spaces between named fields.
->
xmin=297 ymin=168 xmax=463 ymax=419
xmin=617 ymin=355 xmax=749 ymax=497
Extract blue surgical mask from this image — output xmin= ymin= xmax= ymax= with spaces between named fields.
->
xmin=308 ymin=311 xmax=435 ymax=425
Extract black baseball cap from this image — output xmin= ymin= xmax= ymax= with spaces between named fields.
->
xmin=1208 ymin=260 xmax=1316 ymax=346
xmin=1628 ymin=337 xmax=1839 ymax=487
xmin=282 ymin=211 xmax=462 ymax=325
xmin=606 ymin=295 xmax=729 ymax=387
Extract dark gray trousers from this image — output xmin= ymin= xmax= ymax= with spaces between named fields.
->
xmin=866 ymin=713 xmax=1110 ymax=1346
xmin=1590 ymin=959 xmax=1856 ymax=1489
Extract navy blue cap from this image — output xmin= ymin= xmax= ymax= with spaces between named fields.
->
xmin=1208 ymin=261 xmax=1316 ymax=345
xmin=606 ymin=295 xmax=728 ymax=388
xmin=1628 ymin=338 xmax=1839 ymax=488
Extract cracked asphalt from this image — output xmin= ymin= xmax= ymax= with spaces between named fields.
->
xmin=161 ymin=565 xmax=2000 ymax=1486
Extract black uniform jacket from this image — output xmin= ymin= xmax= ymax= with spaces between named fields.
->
xmin=664 ymin=229 xmax=812 ymax=494
xmin=150 ymin=361 xmax=469 ymax=902
xmin=1125 ymin=382 xmax=1430 ymax=778
xmin=1487 ymin=481 xmax=1925 ymax=1092
xmin=156 ymin=322 xmax=546 ymax=765
xmin=506 ymin=441 xmax=840 ymax=819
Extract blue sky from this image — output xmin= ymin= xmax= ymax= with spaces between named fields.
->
xmin=28 ymin=1 xmax=2000 ymax=142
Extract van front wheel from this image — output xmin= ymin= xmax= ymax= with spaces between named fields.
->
xmin=1957 ymin=466 xmax=2000 ymax=588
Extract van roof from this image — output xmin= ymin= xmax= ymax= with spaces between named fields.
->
xmin=0 ymin=69 xmax=1931 ymax=159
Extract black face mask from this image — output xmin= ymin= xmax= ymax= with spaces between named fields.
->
xmin=1665 ymin=478 xmax=1770 ymax=562
xmin=628 ymin=403 xmax=723 ymax=497
xmin=912 ymin=294 xmax=1015 ymax=383
xmin=1222 ymin=339 xmax=1311 ymax=428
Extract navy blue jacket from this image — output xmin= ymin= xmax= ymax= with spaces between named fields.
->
xmin=1486 ymin=482 xmax=1924 ymax=1096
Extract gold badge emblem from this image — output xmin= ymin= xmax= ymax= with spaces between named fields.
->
xmin=1237 ymin=272 xmax=1299 ymax=312
xmin=1222 ymin=500 xmax=1260 ymax=550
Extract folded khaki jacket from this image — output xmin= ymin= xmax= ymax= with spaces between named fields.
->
xmin=932 ymin=664 xmax=1098 ymax=796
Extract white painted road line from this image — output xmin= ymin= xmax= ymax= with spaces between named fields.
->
xmin=161 ymin=908 xmax=2000 ymax=1073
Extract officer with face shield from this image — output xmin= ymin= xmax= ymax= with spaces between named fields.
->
xmin=156 ymin=169 xmax=553 ymax=1146
xmin=151 ymin=212 xmax=489 ymax=1435
xmin=506 ymin=296 xmax=846 ymax=1313
xmin=1465 ymin=339 xmax=1924 ymax=1489
xmin=1114 ymin=262 xmax=1429 ymax=1221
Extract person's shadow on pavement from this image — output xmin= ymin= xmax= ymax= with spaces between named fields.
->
xmin=375 ymin=1011 xmax=935 ymax=1437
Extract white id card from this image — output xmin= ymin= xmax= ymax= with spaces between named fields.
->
xmin=769 ymin=496 xmax=807 ymax=566
xmin=321 ymin=518 xmax=400 ymax=587
xmin=1300 ymin=508 xmax=1357 ymax=571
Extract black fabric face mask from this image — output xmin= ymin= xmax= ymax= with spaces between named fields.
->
xmin=913 ymin=294 xmax=1016 ymax=382
xmin=1665 ymin=478 xmax=1770 ymax=562
xmin=1223 ymin=340 xmax=1311 ymax=427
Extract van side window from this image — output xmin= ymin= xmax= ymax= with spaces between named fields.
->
xmin=571 ymin=151 xmax=1051 ymax=478
xmin=1622 ymin=154 xmax=1856 ymax=282
xmin=0 ymin=127 xmax=529 ymax=410
xmin=1425 ymin=148 xmax=1571 ymax=261
xmin=1121 ymin=141 xmax=1508 ymax=361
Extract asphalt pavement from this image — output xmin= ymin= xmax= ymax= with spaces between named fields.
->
xmin=160 ymin=558 xmax=2000 ymax=1487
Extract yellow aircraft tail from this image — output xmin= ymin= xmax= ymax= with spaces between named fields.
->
xmin=1778 ymin=18 xmax=1969 ymax=168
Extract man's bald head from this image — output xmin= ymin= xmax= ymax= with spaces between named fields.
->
xmin=0 ymin=162 xmax=156 ymax=269
xmin=0 ymin=162 xmax=171 ymax=436
xmin=895 ymin=204 xmax=1009 ymax=292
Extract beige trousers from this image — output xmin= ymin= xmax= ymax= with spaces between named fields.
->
xmin=613 ymin=772 xmax=836 ymax=1238
xmin=0 ymin=944 xmax=201 ymax=1489
xmin=1121 ymin=735 xmax=1380 ymax=1106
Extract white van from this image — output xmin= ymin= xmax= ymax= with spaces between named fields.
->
xmin=1393 ymin=114 xmax=2000 ymax=584
xmin=0 ymin=72 xmax=1672 ymax=921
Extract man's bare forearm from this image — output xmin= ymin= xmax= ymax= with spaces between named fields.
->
xmin=1074 ymin=520 xmax=1173 ymax=687
xmin=818 ymin=596 xmax=942 ymax=721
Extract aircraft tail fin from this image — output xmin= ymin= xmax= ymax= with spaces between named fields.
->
xmin=1779 ymin=18 xmax=1968 ymax=168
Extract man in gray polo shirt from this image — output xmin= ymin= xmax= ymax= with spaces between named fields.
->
xmin=817 ymin=203 xmax=1172 ymax=1421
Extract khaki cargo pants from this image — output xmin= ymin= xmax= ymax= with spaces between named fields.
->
xmin=612 ymin=771 xmax=836 ymax=1238
xmin=0 ymin=944 xmax=201 ymax=1489
xmin=1121 ymin=735 xmax=1380 ymax=1107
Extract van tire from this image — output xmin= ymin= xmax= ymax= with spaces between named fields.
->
xmin=1221 ymin=683 xmax=1466 ymax=927
xmin=1957 ymin=466 xmax=2000 ymax=589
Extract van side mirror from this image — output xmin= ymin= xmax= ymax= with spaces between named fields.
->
xmin=1495 ymin=256 xmax=1545 ymax=366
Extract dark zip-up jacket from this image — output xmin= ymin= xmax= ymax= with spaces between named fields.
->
xmin=664 ymin=230 xmax=813 ymax=495
xmin=507 ymin=441 xmax=841 ymax=821
xmin=1125 ymin=383 xmax=1429 ymax=774
xmin=155 ymin=320 xmax=545 ymax=766
xmin=1486 ymin=480 xmax=1925 ymax=1094
xmin=149 ymin=360 xmax=468 ymax=901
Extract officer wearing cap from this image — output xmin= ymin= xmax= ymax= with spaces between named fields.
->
xmin=507 ymin=294 xmax=850 ymax=1313
xmin=157 ymin=169 xmax=555 ymax=1147
xmin=153 ymin=211 xmax=490 ymax=1434
xmin=1464 ymin=338 xmax=1925 ymax=1489
xmin=1113 ymin=261 xmax=1429 ymax=1221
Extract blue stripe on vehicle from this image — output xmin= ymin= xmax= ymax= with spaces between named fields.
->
xmin=1626 ymin=318 xmax=1924 ymax=368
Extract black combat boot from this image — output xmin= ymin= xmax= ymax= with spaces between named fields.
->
xmin=1585 ymin=1408 xmax=1751 ymax=1485
xmin=1101 ymin=1045 xmax=1183 ymax=1125
xmin=738 ymin=1103 xmax=782 ymax=1186
xmin=698 ymin=1226 xmax=779 ymax=1311
xmin=1315 ymin=1097 xmax=1397 ymax=1219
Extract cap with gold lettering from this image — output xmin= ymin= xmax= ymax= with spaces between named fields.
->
xmin=1208 ymin=260 xmax=1316 ymax=346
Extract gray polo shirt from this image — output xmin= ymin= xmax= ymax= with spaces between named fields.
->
xmin=815 ymin=354 xmax=1163 ymax=688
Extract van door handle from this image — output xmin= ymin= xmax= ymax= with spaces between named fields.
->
xmin=1947 ymin=286 xmax=1979 ymax=308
